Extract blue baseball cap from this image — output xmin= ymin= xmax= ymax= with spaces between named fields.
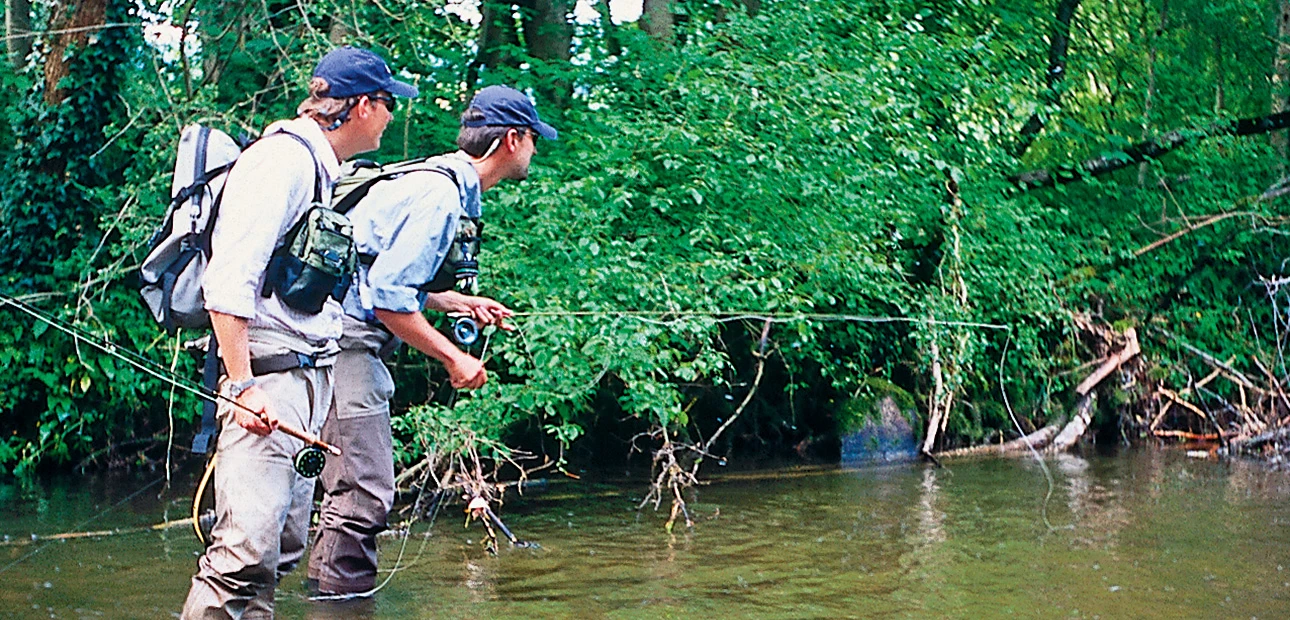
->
xmin=463 ymin=85 xmax=558 ymax=140
xmin=313 ymin=46 xmax=418 ymax=99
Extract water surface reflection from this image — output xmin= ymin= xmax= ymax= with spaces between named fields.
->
xmin=2 ymin=449 xmax=1288 ymax=618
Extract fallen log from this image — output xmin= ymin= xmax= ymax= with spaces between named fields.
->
xmin=1011 ymin=111 xmax=1290 ymax=190
xmin=1048 ymin=391 xmax=1097 ymax=452
xmin=939 ymin=424 xmax=1061 ymax=458
xmin=1152 ymin=430 xmax=1221 ymax=441
xmin=1226 ymin=426 xmax=1290 ymax=453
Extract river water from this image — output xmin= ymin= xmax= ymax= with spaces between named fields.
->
xmin=2 ymin=448 xmax=1288 ymax=618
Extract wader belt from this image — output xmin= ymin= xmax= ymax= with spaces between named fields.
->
xmin=244 ymin=351 xmax=335 ymax=376
xmin=191 ymin=348 xmax=336 ymax=455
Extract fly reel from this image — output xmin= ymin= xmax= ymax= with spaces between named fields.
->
xmin=294 ymin=446 xmax=327 ymax=478
xmin=451 ymin=316 xmax=480 ymax=347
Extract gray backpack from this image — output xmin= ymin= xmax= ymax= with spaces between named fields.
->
xmin=139 ymin=125 xmax=353 ymax=333
xmin=137 ymin=125 xmax=242 ymax=335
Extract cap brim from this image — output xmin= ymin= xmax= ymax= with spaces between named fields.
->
xmin=533 ymin=120 xmax=558 ymax=140
xmin=386 ymin=79 xmax=419 ymax=99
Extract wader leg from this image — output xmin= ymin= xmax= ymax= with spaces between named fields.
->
xmin=182 ymin=361 xmax=332 ymax=619
xmin=307 ymin=347 xmax=395 ymax=595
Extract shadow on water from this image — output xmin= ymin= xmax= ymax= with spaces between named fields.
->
xmin=3 ymin=448 xmax=1290 ymax=618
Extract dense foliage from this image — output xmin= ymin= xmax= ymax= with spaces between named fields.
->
xmin=2 ymin=0 xmax=1289 ymax=477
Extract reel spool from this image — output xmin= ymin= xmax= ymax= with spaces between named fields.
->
xmin=293 ymin=446 xmax=327 ymax=478
xmin=451 ymin=316 xmax=480 ymax=347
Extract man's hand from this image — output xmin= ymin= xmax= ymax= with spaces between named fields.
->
xmin=229 ymin=384 xmax=279 ymax=436
xmin=376 ymin=308 xmax=490 ymax=390
xmin=209 ymin=311 xmax=277 ymax=435
xmin=445 ymin=351 xmax=487 ymax=390
xmin=426 ymin=291 xmax=515 ymax=331
xmin=462 ymin=296 xmax=515 ymax=331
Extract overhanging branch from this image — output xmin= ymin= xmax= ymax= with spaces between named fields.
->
xmin=1011 ymin=111 xmax=1290 ymax=190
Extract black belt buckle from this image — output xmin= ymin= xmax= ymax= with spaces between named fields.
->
xmin=295 ymin=352 xmax=317 ymax=369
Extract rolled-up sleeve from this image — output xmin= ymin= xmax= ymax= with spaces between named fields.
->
xmin=364 ymin=173 xmax=460 ymax=313
xmin=203 ymin=140 xmax=317 ymax=319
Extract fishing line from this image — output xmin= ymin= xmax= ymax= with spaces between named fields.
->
xmin=0 ymin=476 xmax=165 ymax=576
xmin=998 ymin=332 xmax=1072 ymax=532
xmin=306 ymin=450 xmax=455 ymax=603
xmin=509 ymin=310 xmax=1009 ymax=330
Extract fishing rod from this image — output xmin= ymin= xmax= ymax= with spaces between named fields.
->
xmin=0 ymin=294 xmax=339 ymax=457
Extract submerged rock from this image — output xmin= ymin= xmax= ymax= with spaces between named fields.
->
xmin=837 ymin=379 xmax=919 ymax=464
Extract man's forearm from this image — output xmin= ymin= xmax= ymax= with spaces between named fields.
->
xmin=421 ymin=290 xmax=470 ymax=314
xmin=373 ymin=308 xmax=463 ymax=364
xmin=210 ymin=310 xmax=252 ymax=381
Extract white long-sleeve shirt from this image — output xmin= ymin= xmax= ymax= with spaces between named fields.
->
xmin=202 ymin=117 xmax=343 ymax=344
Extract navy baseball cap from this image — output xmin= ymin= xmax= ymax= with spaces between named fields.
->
xmin=463 ymin=85 xmax=558 ymax=140
xmin=313 ymin=46 xmax=418 ymax=99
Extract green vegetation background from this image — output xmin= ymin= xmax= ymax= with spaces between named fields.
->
xmin=0 ymin=0 xmax=1286 ymax=476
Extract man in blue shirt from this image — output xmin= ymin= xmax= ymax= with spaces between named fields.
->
xmin=306 ymin=85 xmax=557 ymax=597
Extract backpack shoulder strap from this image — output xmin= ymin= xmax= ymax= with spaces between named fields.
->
xmin=270 ymin=131 xmax=325 ymax=205
xmin=333 ymin=160 xmax=459 ymax=215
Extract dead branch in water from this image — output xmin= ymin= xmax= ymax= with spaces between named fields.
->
xmin=637 ymin=319 xmax=772 ymax=531
xmin=1152 ymin=430 xmax=1221 ymax=440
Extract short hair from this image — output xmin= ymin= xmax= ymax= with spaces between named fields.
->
xmin=297 ymin=77 xmax=359 ymax=126
xmin=456 ymin=107 xmax=525 ymax=157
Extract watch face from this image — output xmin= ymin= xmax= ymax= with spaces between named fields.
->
xmin=228 ymin=378 xmax=255 ymax=397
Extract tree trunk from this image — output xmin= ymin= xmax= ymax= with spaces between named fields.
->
xmin=1137 ymin=0 xmax=1167 ymax=186
xmin=469 ymin=1 xmax=524 ymax=86
xmin=522 ymin=0 xmax=572 ymax=63
xmin=328 ymin=17 xmax=349 ymax=45
xmin=591 ymin=0 xmax=621 ymax=57
xmin=521 ymin=0 xmax=574 ymax=106
xmin=5 ymin=0 xmax=33 ymax=68
xmin=195 ymin=0 xmax=250 ymax=93
xmin=642 ymin=0 xmax=674 ymax=43
xmin=1013 ymin=0 xmax=1082 ymax=158
xmin=922 ymin=176 xmax=970 ymax=455
xmin=1273 ymin=0 xmax=1290 ymax=161
xmin=43 ymin=0 xmax=109 ymax=105
xmin=922 ymin=339 xmax=947 ymax=454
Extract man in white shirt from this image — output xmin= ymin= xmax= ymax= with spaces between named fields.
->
xmin=306 ymin=85 xmax=556 ymax=598
xmin=182 ymin=47 xmax=416 ymax=619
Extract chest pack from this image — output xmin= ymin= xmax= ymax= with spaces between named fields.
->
xmin=258 ymin=163 xmax=357 ymax=314
xmin=333 ymin=158 xmax=482 ymax=295
xmin=138 ymin=125 xmax=359 ymax=334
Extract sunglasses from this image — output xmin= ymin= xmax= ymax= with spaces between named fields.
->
xmin=369 ymin=94 xmax=397 ymax=113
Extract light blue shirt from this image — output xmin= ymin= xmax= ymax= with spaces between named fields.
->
xmin=340 ymin=152 xmax=483 ymax=322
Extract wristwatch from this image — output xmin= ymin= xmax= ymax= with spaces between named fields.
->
xmin=226 ymin=377 xmax=257 ymax=398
